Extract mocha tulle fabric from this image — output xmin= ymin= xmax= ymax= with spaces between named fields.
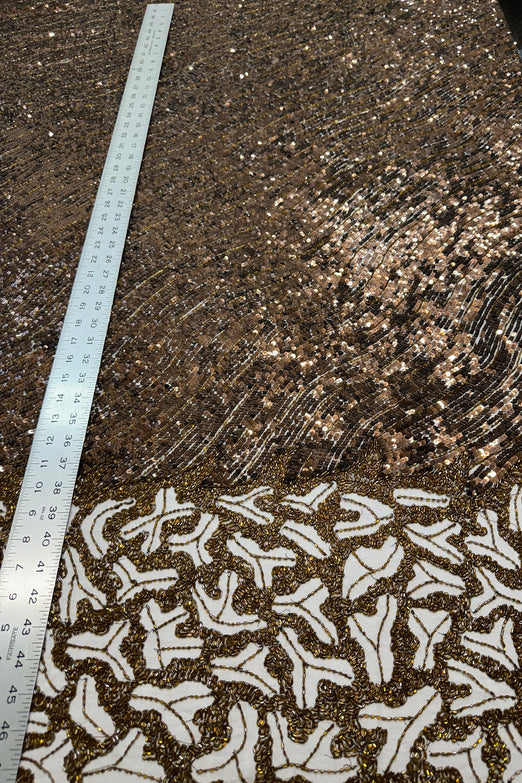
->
xmin=1 ymin=0 xmax=522 ymax=780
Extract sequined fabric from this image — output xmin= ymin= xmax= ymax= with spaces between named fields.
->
xmin=1 ymin=0 xmax=522 ymax=780
xmin=2 ymin=0 xmax=521 ymax=487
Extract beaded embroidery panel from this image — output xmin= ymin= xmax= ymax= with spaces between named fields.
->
xmin=1 ymin=462 xmax=521 ymax=781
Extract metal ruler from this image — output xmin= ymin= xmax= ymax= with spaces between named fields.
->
xmin=0 ymin=5 xmax=173 ymax=780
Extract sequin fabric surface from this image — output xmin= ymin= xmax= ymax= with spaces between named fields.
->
xmin=1 ymin=0 xmax=522 ymax=780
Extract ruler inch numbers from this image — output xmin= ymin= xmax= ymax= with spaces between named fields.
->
xmin=0 ymin=5 xmax=173 ymax=781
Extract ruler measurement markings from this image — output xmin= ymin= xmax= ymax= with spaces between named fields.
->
xmin=0 ymin=6 xmax=173 ymax=781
